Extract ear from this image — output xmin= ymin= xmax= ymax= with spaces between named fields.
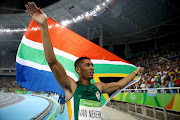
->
xmin=75 ymin=67 xmax=81 ymax=74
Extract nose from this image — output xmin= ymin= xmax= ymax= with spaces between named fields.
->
xmin=90 ymin=65 xmax=94 ymax=70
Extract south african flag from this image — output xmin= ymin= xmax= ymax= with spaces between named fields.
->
xmin=16 ymin=17 xmax=140 ymax=106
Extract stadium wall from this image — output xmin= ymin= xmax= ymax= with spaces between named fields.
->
xmin=112 ymin=92 xmax=180 ymax=112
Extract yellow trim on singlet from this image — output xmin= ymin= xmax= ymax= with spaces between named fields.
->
xmin=67 ymin=98 xmax=72 ymax=120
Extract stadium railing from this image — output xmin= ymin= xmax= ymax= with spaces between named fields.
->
xmin=123 ymin=87 xmax=180 ymax=93
xmin=108 ymin=100 xmax=180 ymax=120
xmin=107 ymin=87 xmax=180 ymax=120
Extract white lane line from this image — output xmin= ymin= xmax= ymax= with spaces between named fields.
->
xmin=0 ymin=95 xmax=26 ymax=109
xmin=0 ymin=96 xmax=18 ymax=105
xmin=0 ymin=95 xmax=3 ymax=99
xmin=0 ymin=96 xmax=26 ymax=109
xmin=0 ymin=95 xmax=11 ymax=102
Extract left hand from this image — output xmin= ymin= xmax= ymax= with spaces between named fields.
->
xmin=135 ymin=67 xmax=144 ymax=75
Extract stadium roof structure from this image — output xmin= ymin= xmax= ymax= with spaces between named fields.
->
xmin=0 ymin=0 xmax=179 ymax=50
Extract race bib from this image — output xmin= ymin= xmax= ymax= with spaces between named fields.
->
xmin=78 ymin=99 xmax=102 ymax=120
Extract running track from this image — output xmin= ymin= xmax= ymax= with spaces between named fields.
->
xmin=0 ymin=93 xmax=137 ymax=120
xmin=0 ymin=93 xmax=25 ymax=109
xmin=0 ymin=93 xmax=49 ymax=120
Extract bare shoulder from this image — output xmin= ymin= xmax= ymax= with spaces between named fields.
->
xmin=94 ymin=82 xmax=104 ymax=86
xmin=93 ymin=82 xmax=105 ymax=93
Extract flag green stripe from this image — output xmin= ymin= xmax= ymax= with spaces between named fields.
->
xmin=17 ymin=43 xmax=135 ymax=74
xmin=17 ymin=43 xmax=78 ymax=77
xmin=17 ymin=43 xmax=47 ymax=65
xmin=94 ymin=64 xmax=136 ymax=74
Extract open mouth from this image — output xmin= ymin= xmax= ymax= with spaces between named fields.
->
xmin=90 ymin=71 xmax=94 ymax=75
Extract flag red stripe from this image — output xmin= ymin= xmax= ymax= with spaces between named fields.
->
xmin=25 ymin=17 xmax=129 ymax=63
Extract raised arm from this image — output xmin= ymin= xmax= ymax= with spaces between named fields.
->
xmin=25 ymin=2 xmax=76 ymax=97
xmin=95 ymin=67 xmax=144 ymax=93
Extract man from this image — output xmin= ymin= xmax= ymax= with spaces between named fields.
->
xmin=153 ymin=81 xmax=160 ymax=88
xmin=58 ymin=94 xmax=65 ymax=114
xmin=25 ymin=2 xmax=144 ymax=120
xmin=140 ymin=81 xmax=146 ymax=89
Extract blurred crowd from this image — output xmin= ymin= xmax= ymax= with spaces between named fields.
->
xmin=128 ymin=42 xmax=180 ymax=67
xmin=131 ymin=59 xmax=180 ymax=93
xmin=0 ymin=77 xmax=23 ymax=91
xmin=127 ymin=42 xmax=180 ymax=93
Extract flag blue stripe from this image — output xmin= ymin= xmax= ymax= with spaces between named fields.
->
xmin=16 ymin=62 xmax=65 ymax=95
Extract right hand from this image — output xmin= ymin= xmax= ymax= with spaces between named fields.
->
xmin=25 ymin=2 xmax=47 ymax=26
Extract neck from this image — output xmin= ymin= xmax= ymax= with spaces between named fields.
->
xmin=78 ymin=78 xmax=91 ymax=85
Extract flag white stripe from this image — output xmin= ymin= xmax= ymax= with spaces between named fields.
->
xmin=21 ymin=36 xmax=78 ymax=61
xmin=16 ymin=56 xmax=78 ymax=81
xmin=20 ymin=36 xmax=136 ymax=67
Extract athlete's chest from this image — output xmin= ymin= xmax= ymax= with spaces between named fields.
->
xmin=76 ymin=89 xmax=101 ymax=102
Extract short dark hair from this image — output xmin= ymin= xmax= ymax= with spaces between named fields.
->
xmin=74 ymin=57 xmax=90 ymax=68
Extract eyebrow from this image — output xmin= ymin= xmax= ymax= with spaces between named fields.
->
xmin=86 ymin=63 xmax=93 ymax=65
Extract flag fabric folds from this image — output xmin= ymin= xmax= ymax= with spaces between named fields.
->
xmin=16 ymin=17 xmax=140 ymax=106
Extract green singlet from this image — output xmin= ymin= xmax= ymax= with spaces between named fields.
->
xmin=67 ymin=81 xmax=102 ymax=120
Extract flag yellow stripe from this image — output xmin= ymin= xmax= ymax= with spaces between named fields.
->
xmin=93 ymin=73 xmax=138 ymax=101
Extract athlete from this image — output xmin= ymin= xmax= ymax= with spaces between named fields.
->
xmin=58 ymin=94 xmax=65 ymax=114
xmin=25 ymin=2 xmax=144 ymax=120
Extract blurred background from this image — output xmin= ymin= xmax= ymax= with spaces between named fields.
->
xmin=0 ymin=0 xmax=179 ymax=120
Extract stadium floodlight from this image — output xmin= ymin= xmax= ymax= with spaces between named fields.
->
xmin=76 ymin=16 xmax=81 ymax=21
xmin=0 ymin=28 xmax=27 ymax=33
xmin=96 ymin=5 xmax=100 ymax=11
xmin=0 ymin=1 xmax=113 ymax=28
xmin=61 ymin=21 xmax=67 ymax=26
xmin=73 ymin=18 xmax=77 ymax=22
xmin=85 ymin=12 xmax=89 ymax=17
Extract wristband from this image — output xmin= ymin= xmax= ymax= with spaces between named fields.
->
xmin=133 ymin=71 xmax=138 ymax=75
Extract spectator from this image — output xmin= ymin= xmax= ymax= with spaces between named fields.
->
xmin=150 ymin=81 xmax=154 ymax=88
xmin=161 ymin=74 xmax=166 ymax=83
xmin=165 ymin=74 xmax=170 ymax=81
xmin=140 ymin=81 xmax=146 ymax=89
xmin=145 ymin=81 xmax=150 ymax=88
xmin=157 ymin=74 xmax=161 ymax=84
xmin=154 ymin=81 xmax=160 ymax=88
xmin=159 ymin=82 xmax=165 ymax=93
xmin=175 ymin=65 xmax=180 ymax=74
xmin=150 ymin=75 xmax=155 ymax=83
xmin=168 ymin=79 xmax=177 ymax=93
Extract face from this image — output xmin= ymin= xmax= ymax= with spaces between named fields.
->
xmin=77 ymin=59 xmax=94 ymax=80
